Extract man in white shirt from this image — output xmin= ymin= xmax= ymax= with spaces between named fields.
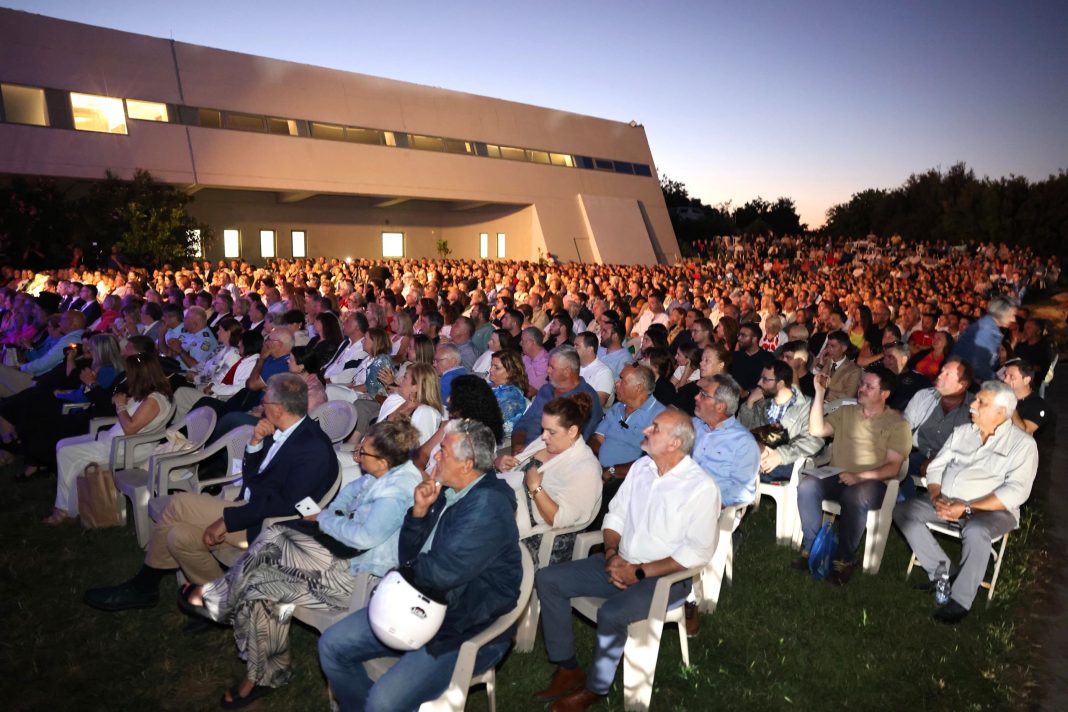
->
xmin=576 ymin=332 xmax=614 ymax=407
xmin=532 ymin=408 xmax=721 ymax=710
xmin=893 ymin=380 xmax=1037 ymax=624
xmin=630 ymin=290 xmax=670 ymax=341
xmin=322 ymin=311 xmax=368 ymax=384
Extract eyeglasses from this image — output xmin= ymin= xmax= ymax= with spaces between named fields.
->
xmin=357 ymin=447 xmax=384 ymax=460
xmin=696 ymin=389 xmax=716 ymax=400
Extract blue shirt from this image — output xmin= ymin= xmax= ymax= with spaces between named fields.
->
xmin=598 ymin=347 xmax=632 ymax=380
xmin=514 ymin=378 xmax=604 ymax=445
xmin=440 ymin=367 xmax=466 ymax=404
xmin=691 ymin=415 xmax=760 ymax=507
xmin=952 ymin=314 xmax=1003 ymax=382
xmin=594 ymin=396 xmax=665 ymax=467
xmin=259 ymin=353 xmax=290 ymax=383
xmin=318 ymin=461 xmax=422 ymax=575
xmin=22 ymin=329 xmax=84 ymax=376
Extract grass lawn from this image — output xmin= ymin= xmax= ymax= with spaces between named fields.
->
xmin=0 ymin=458 xmax=1048 ymax=712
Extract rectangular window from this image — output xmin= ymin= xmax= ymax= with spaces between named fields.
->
xmin=575 ymin=156 xmax=595 ymax=170
xmin=382 ymin=232 xmax=404 ymax=258
xmin=496 ymin=233 xmax=506 ymax=259
xmin=613 ymin=161 xmax=634 ymax=174
xmin=346 ymin=127 xmax=383 ymax=145
xmin=633 ymin=163 xmax=653 ymax=177
xmin=409 ymin=134 xmax=444 ymax=152
xmin=549 ymin=152 xmax=575 ymax=167
xmin=499 ymin=146 xmax=526 ymax=162
xmin=527 ymin=150 xmax=551 ymax=165
xmin=267 ymin=117 xmax=299 ymax=136
xmin=594 ymin=158 xmax=615 ymax=171
xmin=227 ymin=113 xmax=265 ymax=132
xmin=260 ymin=230 xmax=276 ymax=258
xmin=126 ymin=99 xmax=169 ymax=122
xmin=383 ymin=131 xmax=399 ymax=147
xmin=198 ymin=108 xmax=222 ymax=128
xmin=188 ymin=229 xmax=203 ymax=258
xmin=1 ymin=84 xmax=49 ymax=126
xmin=479 ymin=233 xmax=489 ymax=259
xmin=484 ymin=144 xmax=501 ymax=158
xmin=443 ymin=139 xmax=474 ymax=155
xmin=70 ymin=92 xmax=127 ymax=134
xmin=291 ymin=230 xmax=306 ymax=258
xmin=223 ymin=229 xmax=240 ymax=258
xmin=310 ymin=122 xmax=345 ymax=141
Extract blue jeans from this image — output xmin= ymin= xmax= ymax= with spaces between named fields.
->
xmin=536 ymin=554 xmax=690 ymax=695
xmin=318 ymin=608 xmax=512 ymax=712
xmin=797 ymin=475 xmax=886 ymax=563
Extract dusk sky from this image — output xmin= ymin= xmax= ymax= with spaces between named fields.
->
xmin=8 ymin=0 xmax=1067 ymax=227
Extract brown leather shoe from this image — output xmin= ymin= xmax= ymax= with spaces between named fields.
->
xmin=532 ymin=666 xmax=586 ymax=701
xmin=684 ymin=601 xmax=700 ymax=637
xmin=550 ymin=688 xmax=607 ymax=712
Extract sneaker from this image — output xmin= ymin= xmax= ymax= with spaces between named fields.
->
xmin=790 ymin=552 xmax=810 ymax=572
xmin=827 ymin=560 xmax=856 ymax=586
xmin=684 ymin=601 xmax=700 ymax=637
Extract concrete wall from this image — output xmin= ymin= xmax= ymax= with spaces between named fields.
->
xmin=0 ymin=8 xmax=679 ymax=265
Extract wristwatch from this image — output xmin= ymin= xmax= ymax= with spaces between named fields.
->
xmin=963 ymin=503 xmax=973 ymax=517
xmin=527 ymin=485 xmax=544 ymax=500
xmin=635 ymin=566 xmax=646 ymax=581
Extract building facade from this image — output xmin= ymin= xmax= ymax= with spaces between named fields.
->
xmin=0 ymin=8 xmax=680 ymax=265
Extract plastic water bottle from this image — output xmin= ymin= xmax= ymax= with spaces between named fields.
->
xmin=934 ymin=561 xmax=951 ymax=606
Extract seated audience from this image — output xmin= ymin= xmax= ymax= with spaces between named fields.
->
xmin=511 ymin=346 xmax=603 ymax=455
xmin=737 ymin=361 xmax=822 ymax=484
xmin=1001 ymin=359 xmax=1047 ymax=435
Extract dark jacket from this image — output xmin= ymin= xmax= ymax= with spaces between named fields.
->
xmin=399 ymin=473 xmax=521 ymax=656
xmin=223 ymin=416 xmax=338 ymax=543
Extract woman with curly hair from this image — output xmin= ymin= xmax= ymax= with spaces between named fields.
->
xmin=489 ymin=349 xmax=530 ymax=438
xmin=413 ymin=374 xmax=504 ymax=469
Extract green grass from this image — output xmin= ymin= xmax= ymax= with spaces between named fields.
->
xmin=0 ymin=459 xmax=1049 ymax=712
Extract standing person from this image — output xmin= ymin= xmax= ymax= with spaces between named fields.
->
xmin=952 ymin=295 xmax=1017 ymax=382
xmin=532 ymin=409 xmax=720 ymax=710
xmin=318 ymin=420 xmax=521 ymax=711
xmin=893 ymin=381 xmax=1037 ymax=624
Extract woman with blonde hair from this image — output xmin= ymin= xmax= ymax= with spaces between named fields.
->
xmin=384 ymin=362 xmax=443 ymax=446
xmin=389 ymin=310 xmax=413 ymax=363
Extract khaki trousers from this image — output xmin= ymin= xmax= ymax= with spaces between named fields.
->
xmin=144 ymin=492 xmax=249 ymax=583
xmin=0 ymin=364 xmax=34 ymax=398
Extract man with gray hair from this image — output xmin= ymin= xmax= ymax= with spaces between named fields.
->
xmin=433 ymin=343 xmax=467 ymax=404
xmin=167 ymin=305 xmax=219 ymax=371
xmin=320 ymin=419 xmax=522 ymax=711
xmin=448 ymin=316 xmax=479 ymax=372
xmin=952 ymin=295 xmax=1018 ymax=382
xmin=533 ymin=408 xmax=720 ymax=710
xmin=893 ymin=380 xmax=1037 ymax=624
xmin=85 ymin=373 xmax=338 ymax=610
xmin=512 ymin=346 xmax=603 ymax=454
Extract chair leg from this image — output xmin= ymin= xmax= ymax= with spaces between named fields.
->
xmin=985 ymin=533 xmax=1009 ymax=606
xmin=622 ymin=619 xmax=663 ymax=711
xmin=514 ymin=593 xmax=540 ymax=653
xmin=676 ymin=619 xmax=690 ymax=667
xmin=133 ymin=488 xmax=152 ymax=549
xmin=484 ymin=670 xmax=497 ymax=712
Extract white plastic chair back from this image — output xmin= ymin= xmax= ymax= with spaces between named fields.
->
xmin=311 ymin=400 xmax=358 ymax=444
xmin=695 ymin=504 xmax=746 ymax=614
xmin=757 ymin=458 xmax=807 ymax=546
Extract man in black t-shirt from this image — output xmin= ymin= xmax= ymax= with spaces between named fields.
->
xmin=729 ymin=322 xmax=775 ymax=398
xmin=1002 ymin=359 xmax=1047 ymax=435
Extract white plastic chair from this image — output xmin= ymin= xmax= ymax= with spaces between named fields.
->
xmin=905 ymin=522 xmax=1011 ymax=606
xmin=567 ymin=529 xmax=710 ymax=711
xmin=755 ymin=459 xmax=806 ymax=546
xmin=311 ymin=400 xmax=358 ymax=444
xmin=694 ymin=505 xmax=747 ymax=614
xmin=362 ymin=546 xmax=535 ymax=712
xmin=791 ymin=458 xmax=907 ymax=575
xmin=113 ymin=406 xmax=217 ymax=547
xmin=513 ymin=515 xmax=598 ymax=653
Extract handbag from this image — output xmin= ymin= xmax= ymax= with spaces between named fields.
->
xmin=751 ymin=422 xmax=790 ymax=448
xmin=76 ymin=462 xmax=124 ymax=529
xmin=152 ymin=429 xmax=196 ymax=456
xmin=280 ymin=518 xmax=367 ymax=559
xmin=809 ymin=520 xmax=837 ymax=580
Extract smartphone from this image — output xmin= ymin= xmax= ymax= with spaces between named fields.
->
xmin=295 ymin=496 xmax=322 ymax=517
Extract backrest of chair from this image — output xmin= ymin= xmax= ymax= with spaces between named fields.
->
xmin=311 ymin=401 xmax=358 ymax=444
xmin=181 ymin=406 xmax=218 ymax=448
xmin=223 ymin=424 xmax=256 ymax=462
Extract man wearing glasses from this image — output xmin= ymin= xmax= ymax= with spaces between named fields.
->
xmin=738 ymin=362 xmax=823 ymax=485
xmin=84 ymin=373 xmax=338 ymax=611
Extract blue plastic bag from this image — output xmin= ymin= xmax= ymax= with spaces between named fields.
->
xmin=809 ymin=521 xmax=836 ymax=580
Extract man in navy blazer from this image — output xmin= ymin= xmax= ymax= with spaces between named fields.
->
xmin=84 ymin=373 xmax=338 ymax=612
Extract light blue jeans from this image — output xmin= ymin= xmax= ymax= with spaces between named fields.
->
xmin=318 ymin=608 xmax=512 ymax=712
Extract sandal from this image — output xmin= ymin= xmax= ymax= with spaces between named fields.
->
xmin=220 ymin=683 xmax=272 ymax=710
xmin=42 ymin=509 xmax=73 ymax=525
xmin=177 ymin=582 xmax=211 ymax=620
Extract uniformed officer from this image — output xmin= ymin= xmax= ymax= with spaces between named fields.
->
xmin=167 ymin=306 xmax=219 ymax=370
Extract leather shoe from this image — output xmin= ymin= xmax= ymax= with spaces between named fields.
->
xmin=550 ymin=688 xmax=607 ymax=712
xmin=533 ymin=666 xmax=586 ymax=701
xmin=83 ymin=582 xmax=159 ymax=612
xmin=827 ymin=560 xmax=856 ymax=586
xmin=933 ymin=600 xmax=969 ymax=625
xmin=790 ymin=553 xmax=809 ymax=572
xmin=684 ymin=601 xmax=700 ymax=637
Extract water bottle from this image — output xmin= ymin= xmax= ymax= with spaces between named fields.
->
xmin=934 ymin=560 xmax=951 ymax=606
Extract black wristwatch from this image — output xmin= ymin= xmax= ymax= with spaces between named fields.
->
xmin=635 ymin=566 xmax=646 ymax=581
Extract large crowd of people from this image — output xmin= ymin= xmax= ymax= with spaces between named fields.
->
xmin=0 ymin=232 xmax=1056 ymax=710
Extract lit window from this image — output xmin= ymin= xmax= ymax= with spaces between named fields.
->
xmin=188 ymin=229 xmax=203 ymax=258
xmin=223 ymin=229 xmax=240 ymax=258
xmin=444 ymin=139 xmax=474 ymax=155
xmin=1 ymin=84 xmax=48 ymax=126
xmin=479 ymin=233 xmax=489 ymax=259
xmin=409 ymin=134 xmax=444 ymax=151
xmin=383 ymin=132 xmax=398 ymax=147
xmin=382 ymin=232 xmax=404 ymax=258
xmin=268 ymin=117 xmax=299 ymax=136
xmin=484 ymin=144 xmax=501 ymax=158
xmin=292 ymin=230 xmax=306 ymax=258
xmin=496 ymin=233 xmax=506 ymax=258
xmin=70 ymin=92 xmax=127 ymax=134
xmin=126 ymin=99 xmax=168 ymax=122
xmin=198 ymin=109 xmax=222 ymax=128
xmin=346 ymin=127 xmax=383 ymax=145
xmin=260 ymin=230 xmax=276 ymax=258
xmin=499 ymin=146 xmax=525 ymax=161
xmin=549 ymin=153 xmax=574 ymax=167
xmin=528 ymin=150 xmax=551 ymax=165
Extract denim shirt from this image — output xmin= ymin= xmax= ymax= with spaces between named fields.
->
xmin=318 ymin=460 xmax=423 ymax=575
xmin=691 ymin=415 xmax=761 ymax=507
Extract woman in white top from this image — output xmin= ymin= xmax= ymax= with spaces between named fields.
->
xmin=46 ymin=353 xmax=175 ymax=524
xmin=382 ymin=363 xmax=443 ymax=447
xmin=172 ymin=317 xmax=244 ymax=419
xmin=494 ymin=392 xmax=602 ymax=567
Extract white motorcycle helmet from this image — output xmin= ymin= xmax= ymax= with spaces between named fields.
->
xmin=368 ymin=568 xmax=448 ymax=651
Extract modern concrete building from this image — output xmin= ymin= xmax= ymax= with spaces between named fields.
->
xmin=0 ymin=8 xmax=680 ymax=265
